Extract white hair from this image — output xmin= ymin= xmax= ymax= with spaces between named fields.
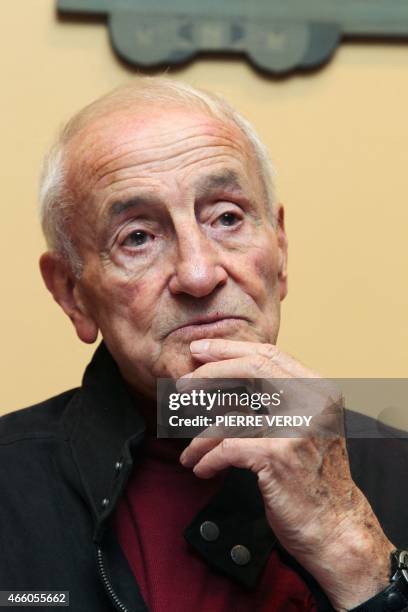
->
xmin=38 ymin=77 xmax=277 ymax=277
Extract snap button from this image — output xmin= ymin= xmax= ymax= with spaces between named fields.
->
xmin=199 ymin=521 xmax=220 ymax=542
xmin=385 ymin=590 xmax=404 ymax=611
xmin=115 ymin=461 xmax=123 ymax=472
xmin=101 ymin=497 xmax=110 ymax=508
xmin=231 ymin=544 xmax=251 ymax=566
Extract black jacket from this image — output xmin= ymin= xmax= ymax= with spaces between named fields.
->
xmin=1 ymin=342 xmax=408 ymax=612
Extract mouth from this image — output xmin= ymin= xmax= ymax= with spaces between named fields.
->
xmin=168 ymin=315 xmax=249 ymax=341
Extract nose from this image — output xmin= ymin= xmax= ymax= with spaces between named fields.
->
xmin=168 ymin=228 xmax=228 ymax=298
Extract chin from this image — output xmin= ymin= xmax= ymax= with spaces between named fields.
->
xmin=151 ymin=346 xmax=197 ymax=381
xmin=168 ymin=357 xmax=199 ymax=381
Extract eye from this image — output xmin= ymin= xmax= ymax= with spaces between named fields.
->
xmin=217 ymin=212 xmax=241 ymax=227
xmin=122 ymin=230 xmax=151 ymax=248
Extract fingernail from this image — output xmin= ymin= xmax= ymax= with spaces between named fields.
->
xmin=190 ymin=340 xmax=210 ymax=353
xmin=180 ymin=451 xmax=192 ymax=467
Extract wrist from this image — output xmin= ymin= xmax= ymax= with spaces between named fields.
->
xmin=348 ymin=550 xmax=408 ymax=612
xmin=308 ymin=523 xmax=395 ymax=610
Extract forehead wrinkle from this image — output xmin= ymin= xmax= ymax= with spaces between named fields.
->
xmin=80 ymin=126 xmax=207 ymax=177
xmin=71 ymin=117 xmax=241 ymax=177
xmin=94 ymin=129 xmax=243 ymax=175
xmin=91 ymin=155 xmax=245 ymax=213
xmin=92 ymin=141 xmax=246 ymax=192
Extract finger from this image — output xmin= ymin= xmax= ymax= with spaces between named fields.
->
xmin=180 ymin=436 xmax=222 ymax=468
xmin=180 ymin=411 xmax=269 ymax=468
xmin=176 ymin=375 xmax=251 ymax=394
xmin=190 ymin=339 xmax=320 ymax=378
xmin=189 ymin=339 xmax=278 ymax=363
xmin=192 ymin=438 xmax=267 ymax=479
xmin=177 ymin=356 xmax=287 ymax=392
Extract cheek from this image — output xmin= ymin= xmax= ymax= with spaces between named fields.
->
xmin=240 ymin=239 xmax=280 ymax=304
xmin=82 ymin=269 xmax=157 ymax=334
xmin=253 ymin=245 xmax=279 ymax=281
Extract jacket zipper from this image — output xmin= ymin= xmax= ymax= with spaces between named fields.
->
xmin=96 ymin=545 xmax=130 ymax=612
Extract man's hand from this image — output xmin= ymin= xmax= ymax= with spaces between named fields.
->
xmin=178 ymin=339 xmax=395 ymax=611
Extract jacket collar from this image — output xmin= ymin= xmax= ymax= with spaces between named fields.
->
xmin=62 ymin=341 xmax=146 ymax=532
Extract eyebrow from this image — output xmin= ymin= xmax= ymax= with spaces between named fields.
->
xmin=104 ymin=195 xmax=157 ymax=227
xmin=194 ymin=170 xmax=245 ymax=198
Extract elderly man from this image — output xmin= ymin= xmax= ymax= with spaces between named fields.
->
xmin=1 ymin=78 xmax=407 ymax=612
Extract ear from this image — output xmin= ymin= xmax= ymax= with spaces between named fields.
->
xmin=39 ymin=252 xmax=99 ymax=344
xmin=275 ymin=204 xmax=288 ymax=301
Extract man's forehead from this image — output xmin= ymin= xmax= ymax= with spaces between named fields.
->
xmin=65 ymin=105 xmax=257 ymax=210
xmin=67 ymin=105 xmax=249 ymax=165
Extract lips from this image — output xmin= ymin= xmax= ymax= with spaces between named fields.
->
xmin=165 ymin=314 xmax=248 ymax=341
xmin=173 ymin=314 xmax=246 ymax=333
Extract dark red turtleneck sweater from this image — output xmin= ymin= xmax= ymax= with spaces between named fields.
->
xmin=113 ymin=434 xmax=317 ymax=612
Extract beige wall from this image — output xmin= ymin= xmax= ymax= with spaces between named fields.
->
xmin=1 ymin=0 xmax=407 ymax=416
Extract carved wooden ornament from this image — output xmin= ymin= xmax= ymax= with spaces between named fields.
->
xmin=58 ymin=0 xmax=408 ymax=74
